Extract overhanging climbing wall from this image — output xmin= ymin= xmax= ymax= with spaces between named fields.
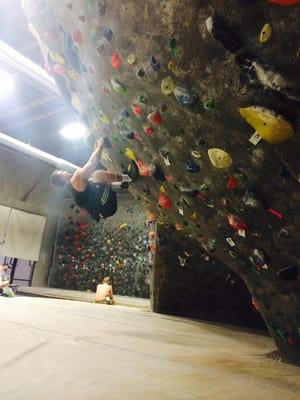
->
xmin=22 ymin=0 xmax=300 ymax=364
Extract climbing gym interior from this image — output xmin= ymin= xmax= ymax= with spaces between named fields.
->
xmin=0 ymin=1 xmax=300 ymax=399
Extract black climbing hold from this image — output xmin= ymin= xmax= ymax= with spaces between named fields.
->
xmin=277 ymin=265 xmax=298 ymax=281
xmin=150 ymin=56 xmax=160 ymax=71
xmin=205 ymin=13 xmax=242 ymax=54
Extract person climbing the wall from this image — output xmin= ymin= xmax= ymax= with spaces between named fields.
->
xmin=94 ymin=276 xmax=115 ymax=305
xmin=50 ymin=137 xmax=134 ymax=221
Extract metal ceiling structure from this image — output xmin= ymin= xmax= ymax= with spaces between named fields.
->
xmin=0 ymin=0 xmax=91 ymax=166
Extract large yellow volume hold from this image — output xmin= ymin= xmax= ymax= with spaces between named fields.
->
xmin=239 ymin=106 xmax=294 ymax=144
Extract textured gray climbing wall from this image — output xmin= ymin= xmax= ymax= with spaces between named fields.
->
xmin=22 ymin=0 xmax=300 ymax=363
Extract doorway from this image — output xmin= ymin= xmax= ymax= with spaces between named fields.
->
xmin=0 ymin=255 xmax=35 ymax=286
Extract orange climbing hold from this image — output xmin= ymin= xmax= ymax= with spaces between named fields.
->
xmin=158 ymin=193 xmax=172 ymax=209
xmin=111 ymin=53 xmax=122 ymax=70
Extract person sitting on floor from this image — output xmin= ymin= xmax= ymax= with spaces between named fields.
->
xmin=95 ymin=276 xmax=115 ymax=305
xmin=50 ymin=137 xmax=134 ymax=222
xmin=0 ymin=264 xmax=14 ymax=297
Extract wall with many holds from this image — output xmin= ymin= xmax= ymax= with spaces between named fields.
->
xmin=153 ymin=225 xmax=265 ymax=329
xmin=50 ymin=194 xmax=150 ymax=298
xmin=23 ymin=1 xmax=300 ymax=363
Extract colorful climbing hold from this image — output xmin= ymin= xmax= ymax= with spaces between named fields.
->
xmin=174 ymin=86 xmax=199 ymax=107
xmin=132 ymin=103 xmax=144 ymax=117
xmin=227 ymin=176 xmax=238 ymax=189
xmin=227 ymin=214 xmax=247 ymax=231
xmin=158 ymin=193 xmax=172 ymax=209
xmin=205 ymin=14 xmax=242 ymax=54
xmin=72 ymin=30 xmax=83 ymax=44
xmin=168 ymin=60 xmax=178 ymax=74
xmin=239 ymin=106 xmax=294 ymax=144
xmin=127 ymin=54 xmax=136 ymax=64
xmin=99 ymin=110 xmax=110 ymax=124
xmin=111 ymin=53 xmax=122 ymax=70
xmin=147 ymin=111 xmax=162 ymax=126
xmin=203 ymin=99 xmax=215 ymax=110
xmin=137 ymin=160 xmax=151 ymax=176
xmin=208 ymin=148 xmax=232 ymax=168
xmin=186 ymin=160 xmax=200 ymax=173
xmin=161 ymin=76 xmax=175 ymax=95
xmin=191 ymin=150 xmax=201 ymax=159
xmin=259 ymin=23 xmax=272 ymax=42
xmin=143 ymin=124 xmax=154 ymax=136
xmin=268 ymin=0 xmax=300 ymax=5
xmin=137 ymin=95 xmax=147 ymax=105
xmin=150 ymin=56 xmax=160 ymax=71
xmin=102 ymin=27 xmax=113 ymax=42
xmin=71 ymin=95 xmax=82 ymax=112
xmin=137 ymin=68 xmax=145 ymax=78
xmin=111 ymin=77 xmax=127 ymax=95
xmin=125 ymin=148 xmax=138 ymax=162
xmin=168 ymin=37 xmax=179 ymax=58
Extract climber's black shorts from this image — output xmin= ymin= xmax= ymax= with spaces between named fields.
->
xmin=91 ymin=183 xmax=117 ymax=220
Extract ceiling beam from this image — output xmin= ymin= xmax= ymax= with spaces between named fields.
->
xmin=0 ymin=40 xmax=60 ymax=97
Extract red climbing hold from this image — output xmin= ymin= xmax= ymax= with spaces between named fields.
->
xmin=227 ymin=214 xmax=247 ymax=231
xmin=147 ymin=111 xmax=162 ymax=126
xmin=158 ymin=193 xmax=172 ymax=209
xmin=227 ymin=176 xmax=238 ymax=189
xmin=111 ymin=53 xmax=122 ymax=70
xmin=268 ymin=0 xmax=300 ymax=5
xmin=132 ymin=103 xmax=144 ymax=117
xmin=143 ymin=124 xmax=154 ymax=136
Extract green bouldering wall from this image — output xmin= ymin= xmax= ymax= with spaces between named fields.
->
xmin=22 ymin=0 xmax=300 ymax=363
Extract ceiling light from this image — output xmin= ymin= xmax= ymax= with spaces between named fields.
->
xmin=0 ymin=70 xmax=15 ymax=98
xmin=59 ymin=122 xmax=88 ymax=139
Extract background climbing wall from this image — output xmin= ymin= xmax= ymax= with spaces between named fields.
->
xmin=154 ymin=225 xmax=265 ymax=328
xmin=50 ymin=194 xmax=150 ymax=297
xmin=22 ymin=0 xmax=300 ymax=363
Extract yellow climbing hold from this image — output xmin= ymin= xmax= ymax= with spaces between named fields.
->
xmin=67 ymin=69 xmax=78 ymax=80
xmin=99 ymin=110 xmax=110 ymax=125
xmin=239 ymin=106 xmax=294 ymax=144
xmin=119 ymin=223 xmax=128 ymax=230
xmin=127 ymin=54 xmax=136 ymax=65
xmin=208 ymin=148 xmax=232 ymax=168
xmin=192 ymin=212 xmax=197 ymax=220
xmin=50 ymin=52 xmax=65 ymax=64
xmin=161 ymin=76 xmax=175 ymax=95
xmin=160 ymin=185 xmax=166 ymax=192
xmin=71 ymin=95 xmax=82 ymax=112
xmin=259 ymin=23 xmax=272 ymax=43
xmin=125 ymin=148 xmax=138 ymax=162
xmin=168 ymin=60 xmax=178 ymax=74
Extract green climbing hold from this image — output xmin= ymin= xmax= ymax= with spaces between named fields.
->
xmin=111 ymin=77 xmax=127 ymax=95
xmin=203 ymin=99 xmax=214 ymax=110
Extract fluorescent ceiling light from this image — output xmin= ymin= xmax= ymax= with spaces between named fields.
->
xmin=60 ymin=122 xmax=87 ymax=139
xmin=0 ymin=70 xmax=15 ymax=97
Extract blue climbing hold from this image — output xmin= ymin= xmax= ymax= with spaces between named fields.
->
xmin=186 ymin=160 xmax=200 ymax=173
xmin=174 ymin=86 xmax=199 ymax=108
xmin=102 ymin=27 xmax=113 ymax=42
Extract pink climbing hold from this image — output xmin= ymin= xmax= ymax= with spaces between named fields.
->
xmin=52 ymin=64 xmax=67 ymax=76
xmin=73 ymin=30 xmax=83 ymax=44
xmin=111 ymin=53 xmax=122 ymax=70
